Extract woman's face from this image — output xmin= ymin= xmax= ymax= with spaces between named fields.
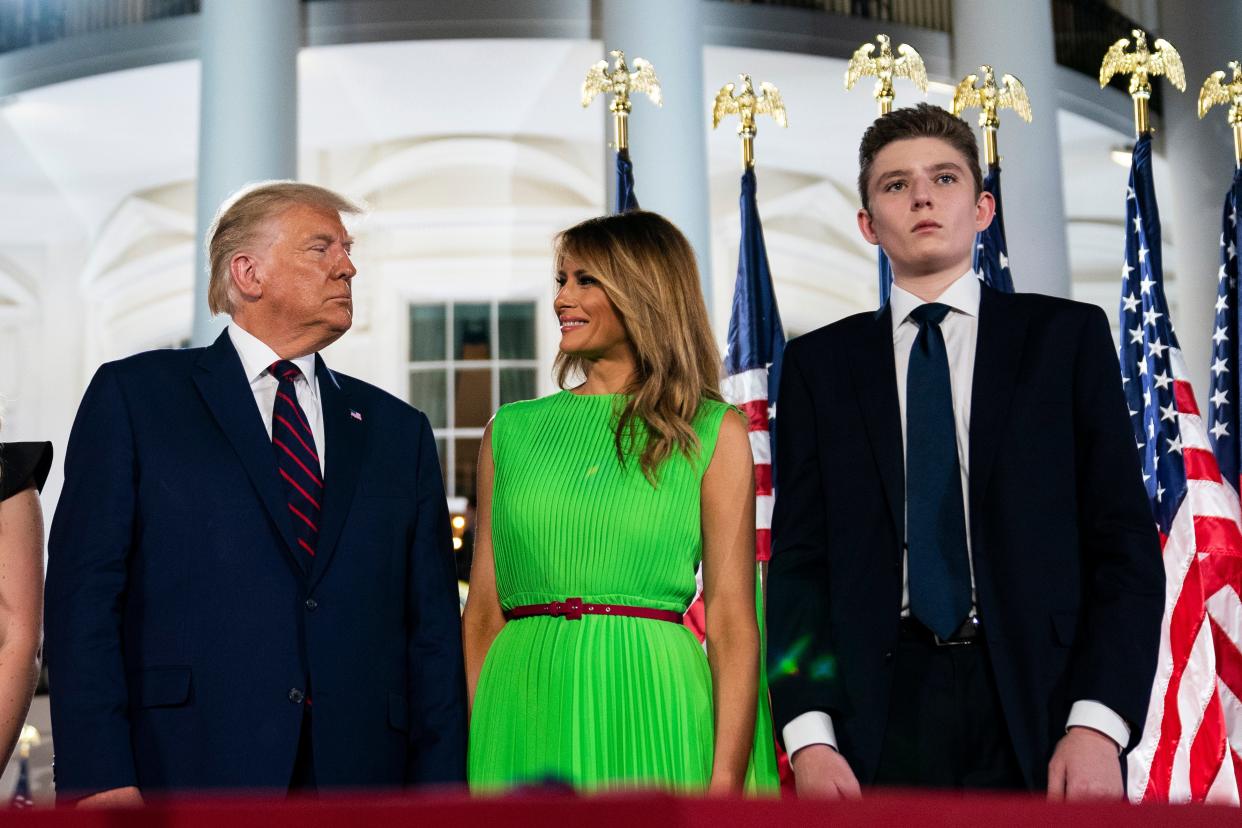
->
xmin=553 ymin=254 xmax=630 ymax=359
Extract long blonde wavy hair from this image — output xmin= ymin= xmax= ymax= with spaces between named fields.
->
xmin=553 ymin=211 xmax=723 ymax=483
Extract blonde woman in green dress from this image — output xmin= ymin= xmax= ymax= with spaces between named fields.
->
xmin=462 ymin=211 xmax=778 ymax=794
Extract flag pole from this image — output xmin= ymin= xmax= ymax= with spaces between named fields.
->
xmin=1100 ymin=28 xmax=1187 ymax=139
xmin=1197 ymin=60 xmax=1242 ymax=168
xmin=951 ymin=65 xmax=1031 ymax=293
xmin=711 ymin=74 xmax=788 ymax=170
xmin=844 ymin=34 xmax=928 ymax=117
xmin=581 ymin=49 xmax=662 ymax=152
xmin=951 ymin=65 xmax=1032 ymax=172
xmin=710 ymin=71 xmax=789 ymax=790
xmin=846 ymin=35 xmax=926 ymax=305
xmin=582 ymin=49 xmax=662 ymax=213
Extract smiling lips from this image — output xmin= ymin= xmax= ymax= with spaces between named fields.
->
xmin=559 ymin=317 xmax=588 ymax=332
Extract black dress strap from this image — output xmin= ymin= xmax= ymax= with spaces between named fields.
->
xmin=0 ymin=442 xmax=53 ymax=500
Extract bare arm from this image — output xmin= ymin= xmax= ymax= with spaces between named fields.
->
xmin=461 ymin=423 xmax=506 ymax=713
xmin=701 ymin=410 xmax=760 ymax=794
xmin=0 ymin=485 xmax=43 ymax=769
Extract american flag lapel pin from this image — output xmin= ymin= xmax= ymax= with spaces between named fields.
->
xmin=349 ymin=409 xmax=363 ymax=422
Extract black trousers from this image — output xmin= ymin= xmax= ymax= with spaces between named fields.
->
xmin=872 ymin=621 xmax=1026 ymax=790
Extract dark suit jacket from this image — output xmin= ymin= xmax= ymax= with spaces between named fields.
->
xmin=767 ymin=285 xmax=1164 ymax=789
xmin=45 ymin=332 xmax=466 ymax=796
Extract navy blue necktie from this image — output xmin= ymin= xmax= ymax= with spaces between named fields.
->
xmin=269 ymin=360 xmax=322 ymax=561
xmin=905 ymin=303 xmax=971 ymax=639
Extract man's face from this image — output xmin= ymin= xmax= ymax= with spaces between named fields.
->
xmin=253 ymin=203 xmax=356 ymax=351
xmin=857 ymin=137 xmax=993 ymax=279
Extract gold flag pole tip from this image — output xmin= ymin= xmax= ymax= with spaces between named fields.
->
xmin=712 ymin=74 xmax=788 ymax=170
xmin=582 ymin=50 xmax=662 ymax=153
xmin=952 ymin=65 xmax=1033 ymax=168
xmin=845 ymin=34 xmax=928 ymax=116
xmin=1198 ymin=61 xmax=1242 ymax=167
xmin=1100 ymin=29 xmax=1186 ymax=138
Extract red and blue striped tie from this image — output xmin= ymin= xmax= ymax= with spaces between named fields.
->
xmin=269 ymin=360 xmax=321 ymax=560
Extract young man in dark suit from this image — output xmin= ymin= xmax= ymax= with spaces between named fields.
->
xmin=767 ymin=104 xmax=1164 ymax=800
xmin=46 ymin=182 xmax=466 ymax=802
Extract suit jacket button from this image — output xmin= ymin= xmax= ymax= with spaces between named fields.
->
xmin=288 ymin=688 xmax=305 ymax=704
xmin=884 ymin=651 xmax=894 ymax=662
xmin=305 ymin=598 xmax=318 ymax=612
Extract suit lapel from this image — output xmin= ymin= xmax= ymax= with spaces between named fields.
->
xmin=310 ymin=356 xmax=365 ymax=589
xmin=846 ymin=304 xmax=905 ymax=541
xmin=193 ymin=332 xmax=303 ymax=570
xmin=969 ymin=285 xmax=1030 ymax=521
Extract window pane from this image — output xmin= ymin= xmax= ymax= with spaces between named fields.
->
xmin=499 ymin=302 xmax=536 ymax=359
xmin=500 ymin=368 xmax=537 ymax=406
xmin=455 ymin=437 xmax=482 ymax=504
xmin=409 ymin=304 xmax=446 ymax=362
xmin=454 ymin=368 xmax=492 ymax=428
xmin=454 ymin=303 xmax=491 ymax=361
xmin=409 ymin=369 xmax=447 ymax=428
xmin=434 ymin=437 xmax=448 ymax=490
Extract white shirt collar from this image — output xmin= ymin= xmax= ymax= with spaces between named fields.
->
xmin=889 ymin=269 xmax=982 ymax=338
xmin=227 ymin=323 xmax=319 ymax=389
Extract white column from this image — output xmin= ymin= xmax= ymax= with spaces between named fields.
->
xmin=952 ymin=0 xmax=1072 ymax=298
xmin=1156 ymin=0 xmax=1242 ymax=400
xmin=599 ymin=0 xmax=713 ymax=311
xmin=191 ymin=0 xmax=299 ymax=346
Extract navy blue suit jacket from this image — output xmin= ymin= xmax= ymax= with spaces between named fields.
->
xmin=767 ymin=286 xmax=1165 ymax=788
xmin=45 ymin=332 xmax=466 ymax=796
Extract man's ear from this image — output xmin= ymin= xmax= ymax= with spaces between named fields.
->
xmin=974 ymin=190 xmax=996 ymax=233
xmin=230 ymin=251 xmax=263 ymax=303
xmin=857 ymin=207 xmax=881 ymax=246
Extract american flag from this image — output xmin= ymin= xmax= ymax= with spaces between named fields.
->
xmin=1120 ymin=135 xmax=1242 ymax=803
xmin=974 ymin=164 xmax=1015 ymax=293
xmin=615 ymin=148 xmax=638 ymax=213
xmin=685 ymin=166 xmax=787 ymax=787
xmin=878 ymin=247 xmax=893 ymax=305
xmin=685 ymin=165 xmax=784 ymax=635
xmin=1208 ymin=168 xmax=1242 ymax=495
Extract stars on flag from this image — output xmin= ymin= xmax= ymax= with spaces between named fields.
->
xmin=1207 ymin=172 xmax=1241 ymax=491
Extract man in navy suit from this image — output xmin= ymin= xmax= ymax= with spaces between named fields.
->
xmin=45 ymin=182 xmax=466 ymax=802
xmin=767 ymin=105 xmax=1164 ymax=799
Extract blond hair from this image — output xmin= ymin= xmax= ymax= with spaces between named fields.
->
xmin=554 ymin=211 xmax=722 ymax=482
xmin=206 ymin=181 xmax=362 ymax=315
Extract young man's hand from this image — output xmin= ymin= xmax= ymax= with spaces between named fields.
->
xmin=791 ymin=744 xmax=862 ymax=799
xmin=1047 ymin=726 xmax=1123 ymax=801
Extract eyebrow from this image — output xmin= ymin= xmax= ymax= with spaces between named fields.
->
xmin=307 ymin=233 xmax=354 ymax=246
xmin=876 ymin=161 xmax=966 ymax=183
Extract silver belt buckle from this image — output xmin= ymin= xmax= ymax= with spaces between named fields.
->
xmin=933 ymin=615 xmax=979 ymax=647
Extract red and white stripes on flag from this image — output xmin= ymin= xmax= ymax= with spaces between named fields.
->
xmin=1126 ymin=347 xmax=1242 ymax=803
xmin=682 ymin=367 xmax=774 ymax=641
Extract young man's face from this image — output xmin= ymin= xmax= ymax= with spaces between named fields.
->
xmin=857 ymin=136 xmax=994 ymax=280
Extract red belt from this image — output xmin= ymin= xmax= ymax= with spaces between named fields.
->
xmin=504 ymin=597 xmax=683 ymax=624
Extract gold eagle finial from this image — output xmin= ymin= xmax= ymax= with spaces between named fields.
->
xmin=1099 ymin=29 xmax=1186 ymax=135
xmin=1199 ymin=60 xmax=1242 ymax=165
xmin=952 ymin=65 xmax=1032 ymax=166
xmin=711 ymin=74 xmax=788 ymax=169
xmin=1199 ymin=61 xmax=1242 ymax=122
xmin=582 ymin=50 xmax=662 ymax=150
xmin=845 ymin=34 xmax=928 ymax=114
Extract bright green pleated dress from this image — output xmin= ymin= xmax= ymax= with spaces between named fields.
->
xmin=468 ymin=391 xmax=779 ymax=793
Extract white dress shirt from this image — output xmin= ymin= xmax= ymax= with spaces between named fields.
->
xmin=782 ymin=270 xmax=1130 ymax=767
xmin=228 ymin=324 xmax=326 ymax=474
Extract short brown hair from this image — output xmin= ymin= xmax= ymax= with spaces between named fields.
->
xmin=857 ymin=103 xmax=983 ymax=212
xmin=206 ymin=181 xmax=362 ymax=315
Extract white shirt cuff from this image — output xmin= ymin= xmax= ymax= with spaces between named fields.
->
xmin=1066 ymin=700 xmax=1131 ymax=752
xmin=782 ymin=711 xmax=838 ymax=762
